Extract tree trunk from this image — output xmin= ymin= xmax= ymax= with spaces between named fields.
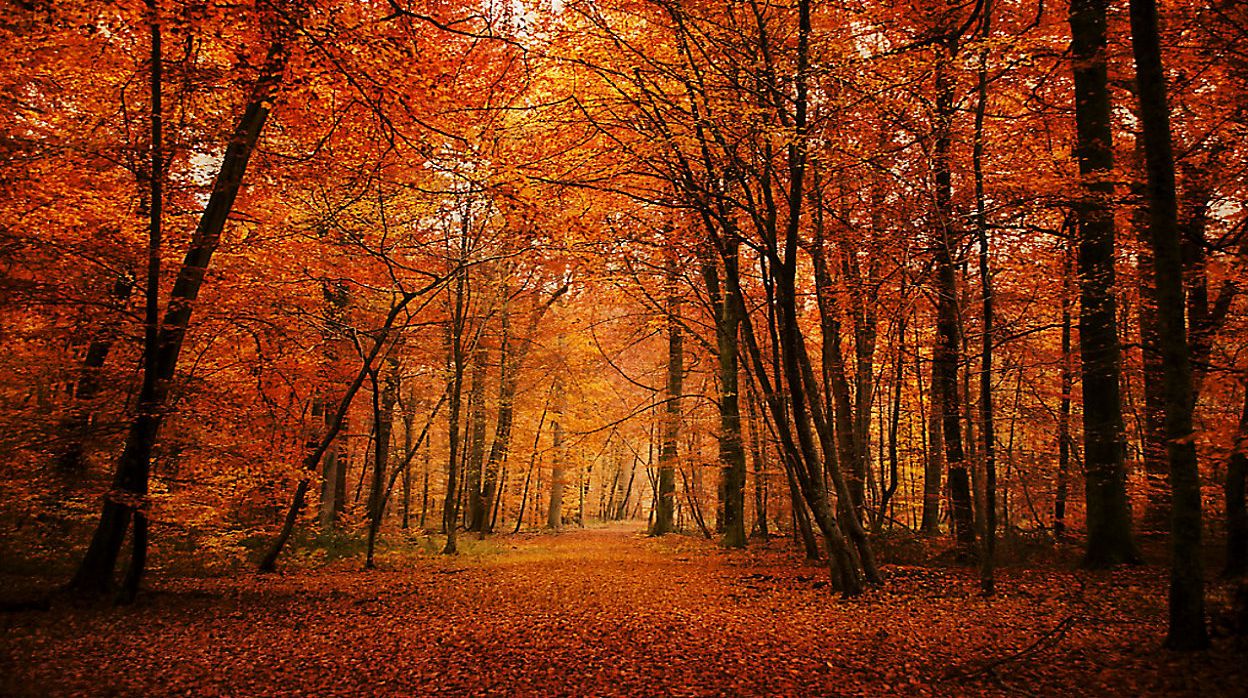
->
xmin=70 ymin=36 xmax=287 ymax=596
xmin=365 ymin=360 xmax=399 ymax=569
xmin=55 ymin=273 xmax=135 ymax=476
xmin=933 ymin=46 xmax=977 ymax=560
xmin=1128 ymin=0 xmax=1208 ymax=649
xmin=921 ymin=341 xmax=943 ymax=536
xmin=1136 ymin=175 xmax=1170 ymax=534
xmin=441 ymin=267 xmax=469 ymax=555
xmin=651 ymin=258 xmax=681 ymax=536
xmin=546 ymin=375 xmax=567 ymax=529
xmin=1055 ymin=241 xmax=1075 ymax=540
xmin=1068 ymin=0 xmax=1137 ymax=568
xmin=746 ymin=377 xmax=769 ymax=538
xmin=972 ymin=5 xmax=997 ymax=593
xmin=463 ymin=347 xmax=488 ymax=534
xmin=701 ymin=244 xmax=747 ymax=548
xmin=1225 ymin=389 xmax=1248 ymax=579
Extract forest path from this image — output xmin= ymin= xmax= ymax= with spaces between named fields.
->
xmin=2 ymin=525 xmax=1241 ymax=696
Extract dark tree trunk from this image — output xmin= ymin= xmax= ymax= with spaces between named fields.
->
xmin=546 ymin=376 xmax=567 ymax=529
xmin=1055 ymin=241 xmax=1075 ymax=540
xmin=651 ymin=258 xmax=681 ymax=536
xmin=462 ymin=347 xmax=487 ymax=534
xmin=921 ymin=343 xmax=943 ymax=536
xmin=70 ymin=36 xmax=287 ymax=596
xmin=932 ymin=47 xmax=977 ymax=560
xmin=475 ymin=305 xmax=511 ymax=534
xmin=874 ymin=315 xmax=905 ymax=534
xmin=1225 ymin=389 xmax=1248 ymax=579
xmin=701 ymin=243 xmax=747 ymax=548
xmin=746 ymin=376 xmax=769 ymax=538
xmin=1128 ymin=0 xmax=1208 ymax=649
xmin=56 ymin=273 xmax=135 ymax=476
xmin=972 ymin=5 xmax=997 ymax=593
xmin=365 ymin=361 xmax=399 ymax=569
xmin=401 ymin=404 xmax=414 ymax=529
xmin=784 ymin=454 xmax=820 ymax=560
xmin=1068 ymin=0 xmax=1137 ymax=568
xmin=1137 ymin=177 xmax=1170 ymax=534
xmin=442 ymin=270 xmax=468 ymax=555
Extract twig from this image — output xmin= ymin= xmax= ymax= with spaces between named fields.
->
xmin=944 ymin=615 xmax=1079 ymax=680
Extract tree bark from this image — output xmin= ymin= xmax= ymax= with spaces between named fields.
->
xmin=921 ymin=340 xmax=943 ymax=536
xmin=55 ymin=273 xmax=135 ymax=476
xmin=546 ymin=375 xmax=567 ymax=529
xmin=932 ymin=46 xmax=977 ymax=560
xmin=1128 ymin=0 xmax=1208 ymax=649
xmin=651 ymin=258 xmax=681 ymax=536
xmin=1225 ymin=389 xmax=1248 ymax=579
xmin=700 ymin=244 xmax=746 ymax=548
xmin=365 ymin=360 xmax=399 ymax=569
xmin=462 ymin=347 xmax=488 ymax=533
xmin=1068 ymin=0 xmax=1137 ymax=568
xmin=972 ymin=4 xmax=997 ymax=593
xmin=1055 ymin=240 xmax=1075 ymax=540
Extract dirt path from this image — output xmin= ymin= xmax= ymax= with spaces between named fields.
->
xmin=2 ymin=525 xmax=1242 ymax=696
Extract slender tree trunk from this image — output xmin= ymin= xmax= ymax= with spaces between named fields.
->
xmin=401 ymin=404 xmax=414 ymax=530
xmin=921 ymin=341 xmax=943 ymax=536
xmin=702 ymin=244 xmax=747 ymax=548
xmin=933 ymin=47 xmax=977 ymax=560
xmin=365 ymin=361 xmax=399 ymax=569
xmin=746 ymin=377 xmax=769 ymax=538
xmin=651 ymin=258 xmax=681 ymax=536
xmin=56 ymin=273 xmax=135 ymax=476
xmin=972 ymin=4 xmax=997 ymax=594
xmin=875 ymin=315 xmax=905 ymax=533
xmin=1128 ymin=0 xmax=1208 ymax=649
xmin=319 ymin=416 xmax=341 ymax=531
xmin=463 ymin=347 xmax=487 ymax=533
xmin=442 ymin=271 xmax=468 ymax=555
xmin=420 ymin=448 xmax=430 ymax=529
xmin=546 ymin=376 xmax=567 ymax=529
xmin=1068 ymin=0 xmax=1137 ymax=568
xmin=1055 ymin=241 xmax=1075 ymax=540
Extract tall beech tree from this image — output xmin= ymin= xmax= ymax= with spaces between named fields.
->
xmin=1127 ymin=0 xmax=1209 ymax=650
xmin=1066 ymin=0 xmax=1137 ymax=568
xmin=930 ymin=40 xmax=977 ymax=560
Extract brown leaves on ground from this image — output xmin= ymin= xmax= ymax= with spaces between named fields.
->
xmin=2 ymin=525 xmax=1243 ymax=696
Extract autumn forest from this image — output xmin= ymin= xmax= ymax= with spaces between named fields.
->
xmin=2 ymin=0 xmax=1247 ymax=694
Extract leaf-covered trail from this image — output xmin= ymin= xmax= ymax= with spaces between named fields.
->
xmin=2 ymin=525 xmax=1242 ymax=696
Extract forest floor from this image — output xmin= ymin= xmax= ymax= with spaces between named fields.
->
xmin=2 ymin=523 xmax=1246 ymax=696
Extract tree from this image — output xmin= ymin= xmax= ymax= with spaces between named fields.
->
xmin=650 ymin=256 xmax=681 ymax=536
xmin=1067 ymin=0 xmax=1137 ymax=569
xmin=70 ymin=19 xmax=291 ymax=596
xmin=1127 ymin=0 xmax=1208 ymax=650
